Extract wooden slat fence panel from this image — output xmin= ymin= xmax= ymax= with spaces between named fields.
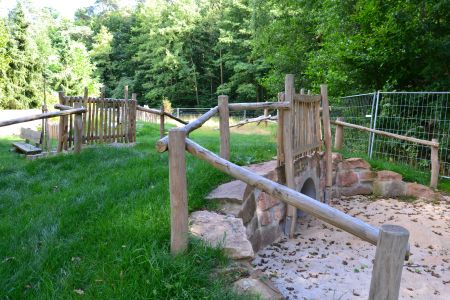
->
xmin=61 ymin=95 xmax=136 ymax=147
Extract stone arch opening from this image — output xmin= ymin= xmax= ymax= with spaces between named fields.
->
xmin=301 ymin=177 xmax=317 ymax=199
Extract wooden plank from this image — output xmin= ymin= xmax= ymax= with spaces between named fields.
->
xmin=123 ymin=86 xmax=129 ymax=143
xmin=430 ymin=139 xmax=439 ymax=188
xmin=283 ymin=74 xmax=297 ymax=237
xmin=321 ymin=85 xmax=333 ymax=200
xmin=228 ymin=102 xmax=289 ymax=111
xmin=369 ymin=225 xmax=409 ymax=300
xmin=73 ymin=102 xmax=83 ymax=153
xmin=12 ymin=142 xmax=42 ymax=155
xmin=334 ymin=117 xmax=344 ymax=150
xmin=160 ymin=104 xmax=165 ymax=138
xmin=67 ymin=96 xmax=73 ymax=149
xmin=218 ymin=95 xmax=230 ymax=160
xmin=293 ymin=94 xmax=321 ymax=103
xmin=131 ymin=94 xmax=137 ymax=142
xmin=277 ymin=92 xmax=285 ymax=166
xmin=83 ymin=88 xmax=88 ymax=143
xmin=169 ymin=128 xmax=189 ymax=255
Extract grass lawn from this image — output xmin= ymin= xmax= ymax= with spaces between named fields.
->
xmin=0 ymin=122 xmax=276 ymax=299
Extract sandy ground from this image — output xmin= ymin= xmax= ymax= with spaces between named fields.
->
xmin=252 ymin=195 xmax=450 ymax=300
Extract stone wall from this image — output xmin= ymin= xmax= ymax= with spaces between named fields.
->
xmin=201 ymin=154 xmax=443 ymax=255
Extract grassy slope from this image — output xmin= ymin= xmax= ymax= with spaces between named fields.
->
xmin=0 ymin=123 xmax=276 ymax=299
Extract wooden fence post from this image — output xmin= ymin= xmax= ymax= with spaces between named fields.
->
xmin=430 ymin=138 xmax=439 ymax=188
xmin=283 ymin=74 xmax=297 ymax=237
xmin=168 ymin=128 xmax=189 ymax=255
xmin=264 ymin=108 xmax=268 ymax=127
xmin=277 ymin=92 xmax=285 ymax=167
xmin=57 ymin=91 xmax=67 ymax=153
xmin=218 ymin=95 xmax=230 ymax=160
xmin=334 ymin=117 xmax=344 ymax=150
xmin=73 ymin=102 xmax=83 ymax=153
xmin=321 ymin=84 xmax=333 ymax=203
xmin=369 ymin=224 xmax=409 ymax=300
xmin=160 ymin=104 xmax=165 ymax=138
xmin=123 ymin=85 xmax=129 ymax=143
xmin=130 ymin=93 xmax=137 ymax=142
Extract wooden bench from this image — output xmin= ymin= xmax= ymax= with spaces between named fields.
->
xmin=12 ymin=128 xmax=42 ymax=155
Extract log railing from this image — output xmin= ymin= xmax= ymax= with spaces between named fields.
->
xmin=136 ymin=105 xmax=188 ymax=138
xmin=332 ymin=118 xmax=440 ymax=188
xmin=0 ymin=106 xmax=86 ymax=154
xmin=158 ymin=89 xmax=410 ymax=299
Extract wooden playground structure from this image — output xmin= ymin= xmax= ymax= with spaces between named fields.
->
xmin=157 ymin=74 xmax=413 ymax=299
xmin=0 ymin=86 xmax=185 ymax=156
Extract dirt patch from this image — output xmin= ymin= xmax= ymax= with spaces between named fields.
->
xmin=252 ymin=195 xmax=450 ymax=299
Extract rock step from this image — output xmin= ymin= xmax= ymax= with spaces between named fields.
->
xmin=189 ymin=210 xmax=254 ymax=260
xmin=206 ymin=180 xmax=247 ymax=204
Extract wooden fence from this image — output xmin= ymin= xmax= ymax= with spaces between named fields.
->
xmin=57 ymin=91 xmax=137 ymax=151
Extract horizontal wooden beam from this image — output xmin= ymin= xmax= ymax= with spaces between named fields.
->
xmin=137 ymin=105 xmax=188 ymax=125
xmin=156 ymin=106 xmax=219 ymax=152
xmin=54 ymin=104 xmax=73 ymax=110
xmin=185 ymin=138 xmax=381 ymax=245
xmin=331 ymin=120 xmax=439 ymax=147
xmin=228 ymin=102 xmax=289 ymax=111
xmin=0 ymin=108 xmax=87 ymax=128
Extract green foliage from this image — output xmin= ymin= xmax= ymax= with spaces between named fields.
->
xmin=1 ymin=0 xmax=448 ymax=108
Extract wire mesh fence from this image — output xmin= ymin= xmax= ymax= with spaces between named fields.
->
xmin=137 ymin=106 xmax=266 ymax=125
xmin=331 ymin=92 xmax=450 ymax=178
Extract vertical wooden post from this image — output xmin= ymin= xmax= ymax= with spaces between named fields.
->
xmin=57 ymin=91 xmax=67 ymax=152
xmin=369 ymin=224 xmax=409 ymax=300
xmin=168 ymin=128 xmax=189 ymax=255
xmin=321 ymin=84 xmax=333 ymax=203
xmin=160 ymin=104 xmax=165 ymax=138
xmin=264 ymin=108 xmax=269 ymax=127
xmin=277 ymin=92 xmax=285 ymax=167
xmin=123 ymin=85 xmax=129 ymax=143
xmin=334 ymin=117 xmax=344 ymax=150
xmin=283 ymin=74 xmax=297 ymax=237
xmin=430 ymin=138 xmax=439 ymax=188
xmin=83 ymin=87 xmax=88 ymax=144
xmin=218 ymin=95 xmax=230 ymax=160
xmin=41 ymin=104 xmax=50 ymax=152
xmin=73 ymin=102 xmax=83 ymax=153
xmin=129 ymin=93 xmax=137 ymax=142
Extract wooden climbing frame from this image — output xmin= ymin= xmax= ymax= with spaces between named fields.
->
xmin=281 ymin=74 xmax=333 ymax=237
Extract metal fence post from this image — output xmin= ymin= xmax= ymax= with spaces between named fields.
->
xmin=368 ymin=92 xmax=377 ymax=155
xmin=369 ymin=91 xmax=381 ymax=159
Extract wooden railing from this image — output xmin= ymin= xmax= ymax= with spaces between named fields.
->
xmin=136 ymin=105 xmax=188 ymax=138
xmin=0 ymin=107 xmax=87 ymax=154
xmin=332 ymin=118 xmax=440 ymax=188
xmin=158 ymin=86 xmax=410 ymax=298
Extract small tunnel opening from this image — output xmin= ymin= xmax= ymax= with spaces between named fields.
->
xmin=301 ymin=177 xmax=317 ymax=199
xmin=297 ymin=177 xmax=317 ymax=217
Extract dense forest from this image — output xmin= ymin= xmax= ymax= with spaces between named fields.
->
xmin=0 ymin=0 xmax=448 ymax=109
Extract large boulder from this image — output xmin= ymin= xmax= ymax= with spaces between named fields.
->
xmin=190 ymin=211 xmax=254 ymax=259
xmin=405 ymin=182 xmax=442 ymax=201
xmin=205 ymin=180 xmax=247 ymax=204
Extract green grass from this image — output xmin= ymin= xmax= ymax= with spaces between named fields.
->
xmin=0 ymin=123 xmax=276 ymax=299
xmin=338 ymin=149 xmax=450 ymax=194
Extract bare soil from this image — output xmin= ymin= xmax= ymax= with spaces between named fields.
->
xmin=252 ymin=195 xmax=450 ymax=300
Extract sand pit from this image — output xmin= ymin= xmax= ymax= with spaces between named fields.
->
xmin=252 ymin=195 xmax=450 ymax=299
